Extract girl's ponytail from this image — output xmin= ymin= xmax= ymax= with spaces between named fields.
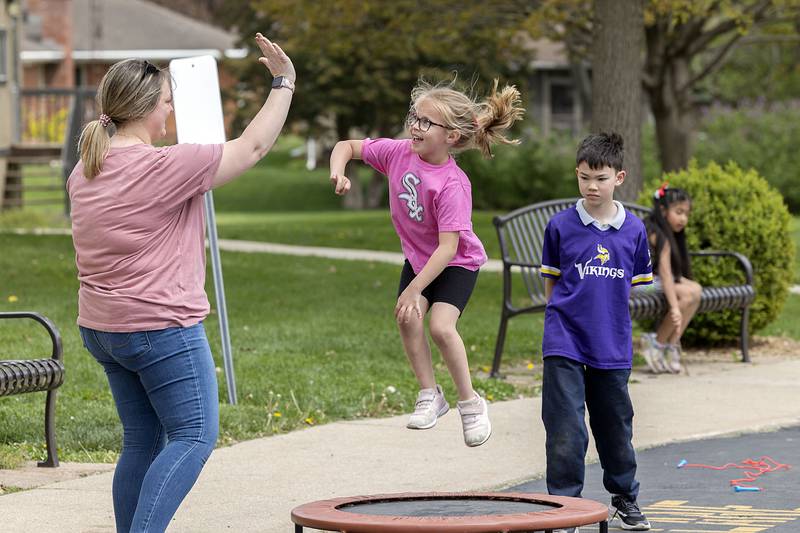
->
xmin=78 ymin=117 xmax=112 ymax=180
xmin=473 ymin=80 xmax=525 ymax=158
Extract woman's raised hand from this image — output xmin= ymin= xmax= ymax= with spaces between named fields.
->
xmin=255 ymin=33 xmax=295 ymax=83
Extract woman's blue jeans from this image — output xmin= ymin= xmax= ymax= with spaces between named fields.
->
xmin=80 ymin=323 xmax=219 ymax=533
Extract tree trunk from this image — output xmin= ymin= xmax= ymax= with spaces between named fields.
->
xmin=365 ymin=170 xmax=386 ymax=208
xmin=341 ymin=160 xmax=365 ymax=209
xmin=646 ymin=55 xmax=694 ymax=173
xmin=652 ymin=102 xmax=692 ymax=174
xmin=590 ymin=0 xmax=644 ymax=202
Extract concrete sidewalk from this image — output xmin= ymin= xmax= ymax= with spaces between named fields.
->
xmin=1 ymin=357 xmax=799 ymax=532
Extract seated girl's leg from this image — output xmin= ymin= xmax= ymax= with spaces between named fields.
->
xmin=127 ymin=324 xmax=220 ymax=533
xmin=655 ymin=313 xmax=676 ymax=346
xmin=542 ymin=357 xmax=589 ymax=497
xmin=675 ymin=279 xmax=702 ymax=337
xmin=429 ymin=302 xmax=473 ymax=401
xmin=79 ymin=328 xmax=166 ymax=533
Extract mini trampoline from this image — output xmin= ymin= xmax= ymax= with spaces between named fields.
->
xmin=291 ymin=492 xmax=609 ymax=532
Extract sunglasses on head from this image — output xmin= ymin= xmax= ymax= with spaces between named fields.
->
xmin=140 ymin=60 xmax=159 ymax=81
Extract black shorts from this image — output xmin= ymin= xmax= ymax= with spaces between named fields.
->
xmin=398 ymin=260 xmax=479 ymax=315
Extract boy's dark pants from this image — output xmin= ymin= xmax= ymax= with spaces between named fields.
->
xmin=542 ymin=356 xmax=640 ymax=501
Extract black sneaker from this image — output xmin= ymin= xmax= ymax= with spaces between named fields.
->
xmin=610 ymin=495 xmax=651 ymax=530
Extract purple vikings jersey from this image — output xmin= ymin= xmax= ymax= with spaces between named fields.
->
xmin=541 ymin=205 xmax=653 ymax=369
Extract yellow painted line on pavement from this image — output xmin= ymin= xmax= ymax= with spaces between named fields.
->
xmin=642 ymin=500 xmax=800 ymax=532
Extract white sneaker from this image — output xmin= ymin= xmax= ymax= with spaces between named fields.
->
xmin=457 ymin=393 xmax=492 ymax=447
xmin=640 ymin=333 xmax=666 ymax=373
xmin=406 ymin=385 xmax=449 ymax=429
xmin=665 ymin=344 xmax=682 ymax=374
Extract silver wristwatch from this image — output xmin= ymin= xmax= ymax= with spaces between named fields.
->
xmin=272 ymin=76 xmax=295 ymax=92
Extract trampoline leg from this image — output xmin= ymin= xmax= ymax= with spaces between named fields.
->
xmin=599 ymin=519 xmax=609 ymax=532
xmin=294 ymin=525 xmax=302 ymax=533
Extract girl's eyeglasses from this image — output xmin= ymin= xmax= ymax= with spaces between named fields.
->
xmin=405 ymin=111 xmax=449 ymax=132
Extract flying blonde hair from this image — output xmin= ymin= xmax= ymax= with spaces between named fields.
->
xmin=410 ymin=78 xmax=525 ymax=158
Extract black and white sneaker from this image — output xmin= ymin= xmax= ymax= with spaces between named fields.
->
xmin=610 ymin=495 xmax=651 ymax=530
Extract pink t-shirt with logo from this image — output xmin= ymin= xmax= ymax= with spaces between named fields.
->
xmin=362 ymin=138 xmax=487 ymax=274
xmin=67 ymin=143 xmax=223 ymax=332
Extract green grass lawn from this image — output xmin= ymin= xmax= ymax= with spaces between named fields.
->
xmin=0 ymin=233 xmax=540 ymax=467
xmin=1 ymin=142 xmax=798 ymax=467
xmin=214 ymin=210 xmax=503 ymax=259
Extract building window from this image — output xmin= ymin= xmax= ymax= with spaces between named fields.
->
xmin=550 ymin=82 xmax=575 ymax=130
xmin=0 ymin=28 xmax=7 ymax=84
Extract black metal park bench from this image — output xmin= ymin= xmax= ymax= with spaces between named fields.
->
xmin=0 ymin=312 xmax=65 ymax=467
xmin=490 ymin=199 xmax=756 ymax=378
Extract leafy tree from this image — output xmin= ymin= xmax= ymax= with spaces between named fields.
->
xmin=224 ymin=0 xmax=536 ymax=207
xmin=527 ymin=0 xmax=800 ymax=179
xmin=699 ymin=20 xmax=800 ymax=105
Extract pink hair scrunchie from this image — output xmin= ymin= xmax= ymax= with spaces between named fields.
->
xmin=98 ymin=114 xmax=112 ymax=128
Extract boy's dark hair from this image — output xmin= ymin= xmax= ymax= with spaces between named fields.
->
xmin=645 ymin=187 xmax=692 ymax=280
xmin=576 ymin=132 xmax=624 ymax=172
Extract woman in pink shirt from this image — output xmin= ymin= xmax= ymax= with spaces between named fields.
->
xmin=329 ymin=79 xmax=524 ymax=447
xmin=68 ymin=34 xmax=294 ymax=533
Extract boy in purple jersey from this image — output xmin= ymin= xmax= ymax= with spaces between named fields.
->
xmin=540 ymin=133 xmax=653 ymax=532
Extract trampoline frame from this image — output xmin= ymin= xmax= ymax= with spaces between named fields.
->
xmin=291 ymin=491 xmax=609 ymax=532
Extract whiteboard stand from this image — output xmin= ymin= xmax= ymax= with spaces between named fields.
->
xmin=169 ymin=55 xmax=237 ymax=405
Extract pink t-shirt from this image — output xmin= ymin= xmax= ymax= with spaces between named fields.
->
xmin=362 ymin=138 xmax=487 ymax=274
xmin=67 ymin=143 xmax=223 ymax=332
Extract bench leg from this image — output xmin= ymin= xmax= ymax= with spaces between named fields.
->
xmin=740 ymin=306 xmax=750 ymax=363
xmin=38 ymin=389 xmax=59 ymax=467
xmin=491 ymin=311 xmax=510 ymax=378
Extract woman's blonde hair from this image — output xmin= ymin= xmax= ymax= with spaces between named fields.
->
xmin=410 ymin=78 xmax=525 ymax=158
xmin=78 ymin=59 xmax=169 ymax=179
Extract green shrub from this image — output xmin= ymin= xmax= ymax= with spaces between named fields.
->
xmin=456 ymin=133 xmax=576 ymax=210
xmin=639 ymin=161 xmax=795 ymax=345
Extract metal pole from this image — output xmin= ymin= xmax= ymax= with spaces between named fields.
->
xmin=9 ymin=0 xmax=22 ymax=143
xmin=205 ymin=190 xmax=237 ymax=404
xmin=169 ymin=55 xmax=237 ymax=405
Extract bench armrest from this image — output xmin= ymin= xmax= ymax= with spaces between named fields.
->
xmin=0 ymin=312 xmax=63 ymax=362
xmin=689 ymin=250 xmax=754 ymax=286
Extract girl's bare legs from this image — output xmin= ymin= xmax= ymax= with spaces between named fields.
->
xmin=397 ymin=297 xmax=435 ymax=389
xmin=655 ymin=280 xmax=703 ymax=345
xmin=676 ymin=279 xmax=702 ymax=339
xmin=428 ymin=302 xmax=474 ymax=401
xmin=657 ymin=279 xmax=702 ymax=373
xmin=655 ymin=313 xmax=677 ymax=345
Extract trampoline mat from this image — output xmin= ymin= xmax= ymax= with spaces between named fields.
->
xmin=338 ymin=497 xmax=557 ymax=517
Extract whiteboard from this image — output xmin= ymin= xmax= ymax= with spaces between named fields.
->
xmin=169 ymin=55 xmax=226 ymax=144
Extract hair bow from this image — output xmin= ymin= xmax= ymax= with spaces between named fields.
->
xmin=654 ymin=181 xmax=669 ymax=200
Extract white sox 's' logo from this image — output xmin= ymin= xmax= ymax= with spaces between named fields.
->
xmin=398 ymin=172 xmax=423 ymax=222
